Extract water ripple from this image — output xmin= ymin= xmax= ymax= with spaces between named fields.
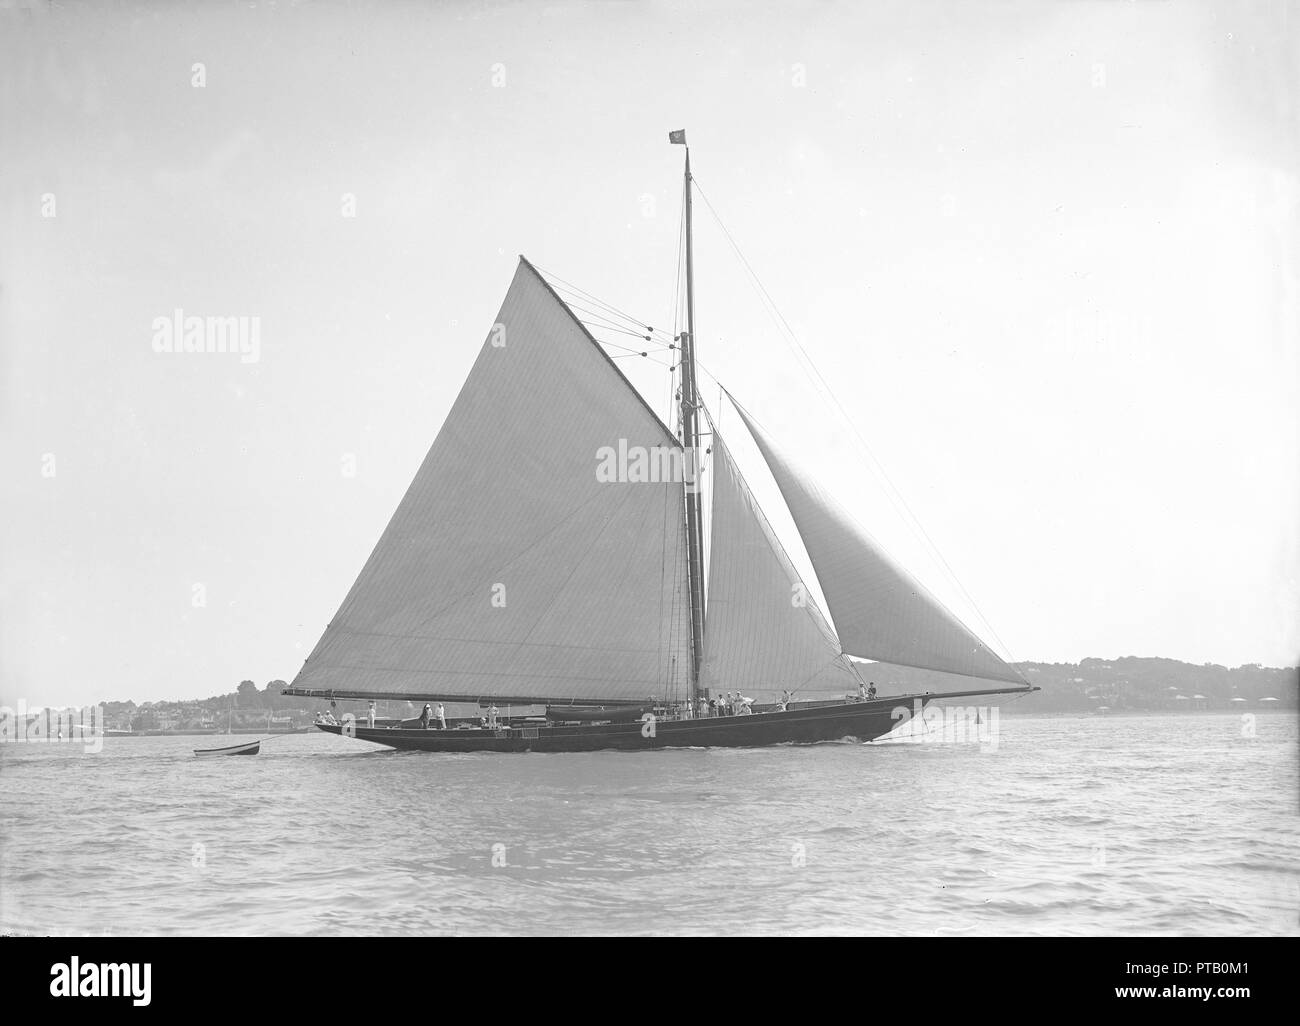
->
xmin=1 ymin=713 xmax=1296 ymax=935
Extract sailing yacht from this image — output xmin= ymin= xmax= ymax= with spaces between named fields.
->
xmin=285 ymin=133 xmax=1036 ymax=752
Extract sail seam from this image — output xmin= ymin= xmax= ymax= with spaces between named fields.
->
xmin=496 ymin=482 xmax=642 ymax=677
xmin=384 ymin=482 xmax=623 ymax=638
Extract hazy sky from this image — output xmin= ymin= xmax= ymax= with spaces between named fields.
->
xmin=2 ymin=0 xmax=1296 ymax=708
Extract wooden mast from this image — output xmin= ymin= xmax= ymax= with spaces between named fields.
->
xmin=674 ymin=132 xmax=707 ymax=704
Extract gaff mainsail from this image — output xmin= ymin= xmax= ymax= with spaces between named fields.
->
xmin=288 ymin=258 xmax=693 ymax=706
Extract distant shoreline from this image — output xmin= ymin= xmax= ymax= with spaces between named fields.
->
xmin=84 ymin=708 xmax=1299 ymax=737
xmin=105 ymin=727 xmax=312 ymax=737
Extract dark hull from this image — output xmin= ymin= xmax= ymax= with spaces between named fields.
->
xmin=315 ymin=695 xmax=935 ymax=753
xmin=194 ymin=739 xmax=261 ymax=756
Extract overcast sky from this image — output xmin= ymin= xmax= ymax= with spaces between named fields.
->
xmin=2 ymin=0 xmax=1295 ymax=708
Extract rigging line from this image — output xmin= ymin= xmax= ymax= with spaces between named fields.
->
xmin=536 ymin=265 xmax=675 ymax=341
xmin=559 ymin=294 xmax=671 ymax=341
xmin=691 ymin=177 xmax=1022 ymax=669
xmin=786 ymin=654 xmax=852 ymax=701
xmin=607 ymin=351 xmax=676 ymax=369
xmin=695 ymin=185 xmax=1021 ymax=672
xmin=665 ymin=513 xmax=685 ymax=696
xmin=595 ymin=331 xmax=676 ymax=358
xmin=566 ymin=304 xmax=678 ymax=348
xmin=595 ymin=330 xmax=675 ymax=356
xmin=668 ymin=175 xmax=687 ymax=433
xmin=843 ymin=657 xmax=869 ymax=689
xmin=563 ymin=301 xmax=658 ymax=337
xmin=592 ymin=332 xmax=676 ymax=357
xmin=656 ymin=444 xmax=670 ymax=693
xmin=577 ymin=320 xmax=662 ymax=341
xmin=672 ymin=172 xmax=692 ymax=437
xmin=582 ymin=329 xmax=674 ymax=357
xmin=666 ymin=335 xmax=679 ymax=440
xmin=590 ymin=335 xmax=668 ymax=357
xmin=536 ymin=267 xmax=656 ymax=328
xmin=670 ymin=174 xmax=686 ymax=343
xmin=542 ymin=278 xmax=682 ymax=356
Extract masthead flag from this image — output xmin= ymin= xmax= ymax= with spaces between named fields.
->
xmin=668 ymin=129 xmax=687 ymax=145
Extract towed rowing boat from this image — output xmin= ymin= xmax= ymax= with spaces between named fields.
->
xmin=194 ymin=738 xmax=261 ymax=757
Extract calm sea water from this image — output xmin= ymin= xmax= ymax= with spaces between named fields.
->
xmin=1 ymin=713 xmax=1296 ymax=936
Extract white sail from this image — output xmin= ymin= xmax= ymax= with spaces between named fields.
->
xmin=291 ymin=258 xmax=693 ymax=704
xmin=701 ymin=429 xmax=860 ymax=699
xmin=733 ymin=404 xmax=1025 ymax=686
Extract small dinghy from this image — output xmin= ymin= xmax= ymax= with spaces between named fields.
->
xmin=194 ymin=738 xmax=261 ymax=757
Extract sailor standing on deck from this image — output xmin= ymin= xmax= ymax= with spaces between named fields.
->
xmin=858 ymin=681 xmax=868 ymax=702
xmin=419 ymin=703 xmax=432 ymax=729
xmin=367 ymin=701 xmax=376 ymax=728
xmin=436 ymin=703 xmax=446 ymax=729
xmin=487 ymin=703 xmax=499 ymax=729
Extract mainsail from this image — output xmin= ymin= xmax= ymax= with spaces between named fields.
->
xmin=701 ymin=429 xmax=859 ymax=699
xmin=290 ymin=258 xmax=693 ymax=704
xmin=732 ymin=404 xmax=1025 ymax=686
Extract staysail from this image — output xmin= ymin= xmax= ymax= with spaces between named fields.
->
xmin=289 ymin=258 xmax=693 ymax=704
xmin=732 ymin=404 xmax=1025 ymax=686
xmin=701 ymin=429 xmax=859 ymax=699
